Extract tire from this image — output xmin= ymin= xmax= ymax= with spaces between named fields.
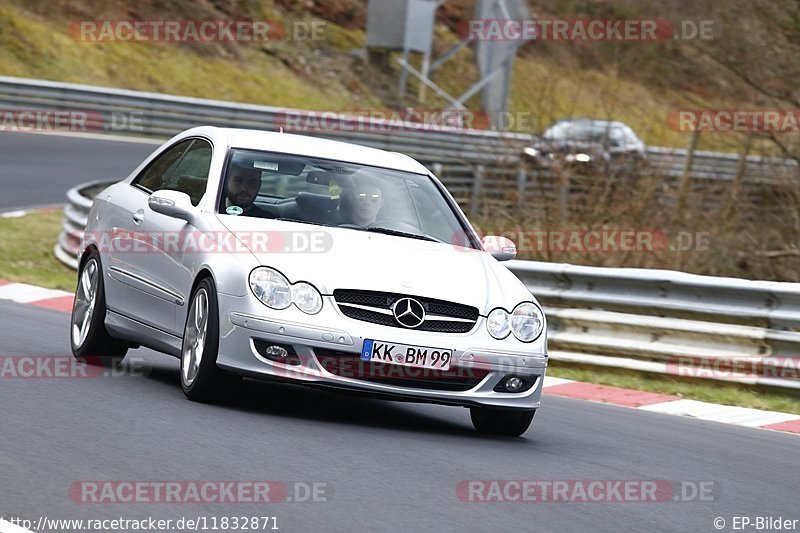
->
xmin=70 ymin=251 xmax=128 ymax=368
xmin=180 ymin=277 xmax=237 ymax=402
xmin=470 ymin=407 xmax=536 ymax=437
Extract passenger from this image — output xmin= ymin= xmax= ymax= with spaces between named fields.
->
xmin=224 ymin=166 xmax=269 ymax=217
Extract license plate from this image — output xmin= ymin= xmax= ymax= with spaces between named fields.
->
xmin=361 ymin=339 xmax=452 ymax=371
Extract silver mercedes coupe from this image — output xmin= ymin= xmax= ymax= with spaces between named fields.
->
xmin=70 ymin=126 xmax=548 ymax=435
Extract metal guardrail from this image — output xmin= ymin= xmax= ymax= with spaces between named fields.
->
xmin=5 ymin=75 xmax=800 ymax=223
xmin=54 ymin=179 xmax=116 ymax=270
xmin=509 ymin=260 xmax=800 ymax=389
xmin=0 ymin=75 xmax=528 ymax=166
xmin=1 ymin=75 xmax=798 ymax=201
xmin=508 ymin=261 xmax=800 ymax=330
xmin=57 ymin=181 xmax=800 ymax=389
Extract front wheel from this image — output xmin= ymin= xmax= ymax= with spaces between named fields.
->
xmin=181 ymin=277 xmax=237 ymax=402
xmin=470 ymin=407 xmax=536 ymax=437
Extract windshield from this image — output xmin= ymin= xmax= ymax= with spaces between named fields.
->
xmin=544 ymin=121 xmax=612 ymax=142
xmin=219 ymin=148 xmax=474 ymax=247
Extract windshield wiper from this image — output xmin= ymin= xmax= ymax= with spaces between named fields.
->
xmin=274 ymin=218 xmax=334 ymax=228
xmin=364 ymin=226 xmax=442 ymax=243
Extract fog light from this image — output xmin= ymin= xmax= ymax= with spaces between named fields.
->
xmin=253 ymin=340 xmax=301 ymax=365
xmin=505 ymin=377 xmax=526 ymax=392
xmin=264 ymin=345 xmax=288 ymax=360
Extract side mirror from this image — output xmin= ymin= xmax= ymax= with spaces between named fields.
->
xmin=482 ymin=235 xmax=517 ymax=261
xmin=148 ymin=190 xmax=194 ymax=223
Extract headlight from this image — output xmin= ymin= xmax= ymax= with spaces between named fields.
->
xmin=510 ymin=302 xmax=544 ymax=342
xmin=250 ymin=268 xmax=291 ymax=309
xmin=249 ymin=267 xmax=323 ymax=314
xmin=486 ymin=308 xmax=511 ymax=339
xmin=291 ymin=282 xmax=323 ymax=314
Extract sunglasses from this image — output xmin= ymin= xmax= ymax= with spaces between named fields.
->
xmin=354 ymin=192 xmax=381 ymax=201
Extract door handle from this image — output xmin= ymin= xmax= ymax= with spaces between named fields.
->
xmin=133 ymin=209 xmax=145 ymax=224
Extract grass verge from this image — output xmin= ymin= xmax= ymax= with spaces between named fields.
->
xmin=0 ymin=210 xmax=77 ymax=291
xmin=548 ymin=361 xmax=800 ymax=415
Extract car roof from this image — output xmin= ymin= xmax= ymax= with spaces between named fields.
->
xmin=180 ymin=126 xmax=430 ymax=175
xmin=551 ymin=118 xmax=629 ymax=128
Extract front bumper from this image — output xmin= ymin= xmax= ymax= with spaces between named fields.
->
xmin=215 ymin=293 xmax=548 ymax=409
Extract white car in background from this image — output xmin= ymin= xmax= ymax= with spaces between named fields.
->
xmin=70 ymin=126 xmax=548 ymax=436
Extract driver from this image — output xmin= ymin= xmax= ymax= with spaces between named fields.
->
xmin=339 ymin=182 xmax=384 ymax=226
xmin=225 ymin=165 xmax=268 ymax=217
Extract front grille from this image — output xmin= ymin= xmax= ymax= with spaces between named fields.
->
xmin=337 ymin=306 xmax=396 ymax=327
xmin=315 ymin=349 xmax=489 ymax=392
xmin=333 ymin=289 xmax=479 ymax=334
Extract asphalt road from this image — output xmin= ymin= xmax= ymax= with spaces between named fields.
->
xmin=0 ymin=132 xmax=155 ymax=210
xmin=1 ymin=299 xmax=798 ymax=533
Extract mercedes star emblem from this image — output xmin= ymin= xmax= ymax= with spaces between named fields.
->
xmin=392 ymin=297 xmax=426 ymax=328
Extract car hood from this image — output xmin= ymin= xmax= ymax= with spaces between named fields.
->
xmin=216 ymin=215 xmax=532 ymax=312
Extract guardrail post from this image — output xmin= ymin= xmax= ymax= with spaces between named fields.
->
xmin=676 ymin=130 xmax=700 ymax=213
xmin=557 ymin=170 xmax=570 ymax=223
xmin=470 ymin=164 xmax=485 ymax=218
xmin=516 ymin=164 xmax=527 ymax=211
xmin=722 ymin=133 xmax=753 ymax=221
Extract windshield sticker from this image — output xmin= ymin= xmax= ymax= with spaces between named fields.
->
xmin=253 ymin=161 xmax=279 ymax=171
xmin=226 ymin=205 xmax=244 ymax=216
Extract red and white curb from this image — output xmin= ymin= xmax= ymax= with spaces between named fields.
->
xmin=541 ymin=376 xmax=800 ymax=435
xmin=0 ymin=278 xmax=798 ymax=436
xmin=0 ymin=280 xmax=74 ymax=313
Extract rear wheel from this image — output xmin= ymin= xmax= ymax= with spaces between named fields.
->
xmin=470 ymin=407 xmax=536 ymax=437
xmin=70 ymin=251 xmax=127 ymax=367
xmin=181 ymin=277 xmax=237 ymax=402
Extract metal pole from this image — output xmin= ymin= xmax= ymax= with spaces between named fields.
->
xmin=722 ymin=132 xmax=753 ymax=221
xmin=396 ymin=57 xmax=467 ymax=109
xmin=470 ymin=164 xmax=485 ymax=218
xmin=418 ymin=51 xmax=430 ymax=103
xmin=676 ymin=130 xmax=700 ymax=214
xmin=516 ymin=164 xmax=527 ymax=211
xmin=558 ymin=170 xmax=570 ymax=224
xmin=398 ymin=48 xmax=410 ymax=99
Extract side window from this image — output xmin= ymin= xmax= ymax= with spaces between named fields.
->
xmin=132 ymin=139 xmax=193 ymax=193
xmin=164 ymin=140 xmax=213 ymax=206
